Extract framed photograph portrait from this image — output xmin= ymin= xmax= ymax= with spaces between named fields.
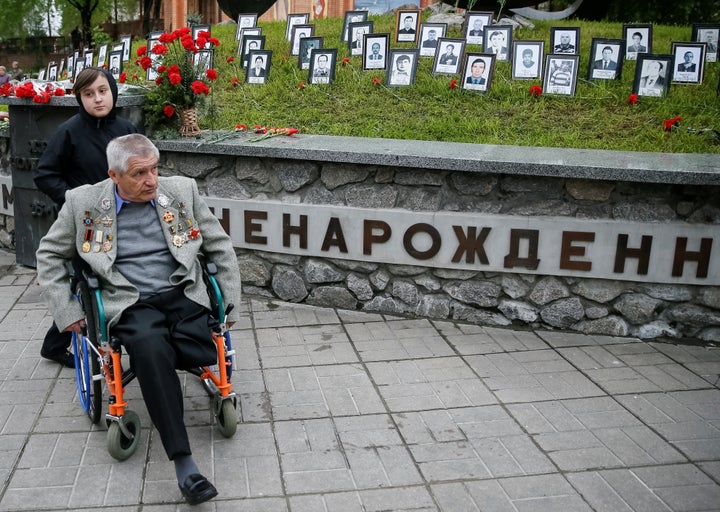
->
xmin=461 ymin=53 xmax=495 ymax=92
xmin=47 ymin=62 xmax=58 ymax=82
xmin=464 ymin=11 xmax=494 ymax=46
xmin=74 ymin=59 xmax=86 ymax=78
xmin=286 ymin=13 xmax=310 ymax=41
xmin=363 ymin=33 xmax=389 ymax=71
xmin=587 ymin=38 xmax=624 ymax=80
xmin=624 ymin=24 xmax=652 ymax=60
xmin=38 ymin=68 xmax=46 ymax=81
xmin=632 ymin=53 xmax=672 ymax=97
xmin=550 ymin=27 xmax=580 ymax=54
xmin=308 ymin=48 xmax=337 ymax=85
xmin=120 ymin=34 xmax=132 ymax=61
xmin=419 ymin=23 xmax=447 ymax=57
xmin=291 ymin=24 xmax=315 ymax=56
xmin=246 ymin=50 xmax=272 ymax=84
xmin=671 ymin=42 xmax=705 ymax=84
xmin=97 ymin=44 xmax=108 ymax=67
xmin=108 ymin=50 xmax=123 ymax=80
xmin=692 ymin=23 xmax=719 ymax=62
xmin=342 ymin=10 xmax=368 ymax=42
xmin=66 ymin=55 xmax=74 ymax=79
xmin=348 ymin=21 xmax=374 ymax=56
xmin=432 ymin=38 xmax=465 ymax=75
xmin=543 ymin=54 xmax=580 ymax=96
xmin=236 ymin=13 xmax=258 ymax=40
xmin=193 ymin=49 xmax=214 ymax=74
xmin=237 ymin=27 xmax=262 ymax=56
xmin=395 ymin=9 xmax=420 ymax=44
xmin=192 ymin=25 xmax=211 ymax=49
xmin=387 ymin=49 xmax=419 ymax=87
xmin=84 ymin=51 xmax=94 ymax=67
xmin=512 ymin=40 xmax=543 ymax=79
xmin=298 ymin=36 xmax=323 ymax=70
xmin=241 ymin=35 xmax=266 ymax=68
xmin=146 ymin=34 xmax=161 ymax=81
xmin=484 ymin=25 xmax=512 ymax=61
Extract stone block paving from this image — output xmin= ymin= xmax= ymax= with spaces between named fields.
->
xmin=0 ymin=251 xmax=719 ymax=511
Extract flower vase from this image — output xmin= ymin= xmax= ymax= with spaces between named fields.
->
xmin=178 ymin=107 xmax=201 ymax=137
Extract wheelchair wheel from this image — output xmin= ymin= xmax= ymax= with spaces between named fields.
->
xmin=107 ymin=410 xmax=141 ymax=461
xmin=216 ymin=399 xmax=237 ymax=438
xmin=74 ymin=281 xmax=102 ymax=424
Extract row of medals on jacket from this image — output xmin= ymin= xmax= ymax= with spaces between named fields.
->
xmin=81 ymin=202 xmax=199 ymax=254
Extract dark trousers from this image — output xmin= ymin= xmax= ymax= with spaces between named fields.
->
xmin=42 ymin=256 xmax=85 ymax=356
xmin=112 ymin=287 xmax=216 ymax=460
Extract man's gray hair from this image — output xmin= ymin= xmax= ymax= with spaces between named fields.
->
xmin=106 ymin=134 xmax=159 ymax=175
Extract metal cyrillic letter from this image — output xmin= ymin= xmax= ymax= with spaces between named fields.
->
xmin=403 ymin=223 xmax=441 ymax=260
xmin=321 ymin=217 xmax=348 ymax=253
xmin=363 ymin=220 xmax=391 ymax=255
xmin=614 ymin=234 xmax=651 ymax=275
xmin=282 ymin=213 xmax=308 ymax=249
xmin=243 ymin=209 xmax=266 ymax=244
xmin=452 ymin=226 xmax=490 ymax=264
xmin=560 ymin=231 xmax=595 ymax=271
xmin=503 ymin=229 xmax=540 ymax=270
xmin=672 ymin=237 xmax=712 ymax=278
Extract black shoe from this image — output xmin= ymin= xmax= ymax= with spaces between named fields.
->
xmin=41 ymin=349 xmax=75 ymax=368
xmin=179 ymin=473 xmax=218 ymax=505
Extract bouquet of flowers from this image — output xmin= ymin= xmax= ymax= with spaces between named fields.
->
xmin=137 ymin=27 xmax=220 ymax=135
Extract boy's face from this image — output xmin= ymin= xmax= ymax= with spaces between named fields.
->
xmin=79 ymin=74 xmax=113 ymax=118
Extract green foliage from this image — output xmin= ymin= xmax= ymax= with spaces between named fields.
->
xmin=123 ymin=16 xmax=720 ymax=153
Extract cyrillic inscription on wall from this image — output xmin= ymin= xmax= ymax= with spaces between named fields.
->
xmin=205 ymin=198 xmax=718 ymax=285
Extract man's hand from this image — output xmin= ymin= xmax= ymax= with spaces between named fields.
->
xmin=64 ymin=320 xmax=86 ymax=334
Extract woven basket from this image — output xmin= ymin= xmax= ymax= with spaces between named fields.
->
xmin=178 ymin=107 xmax=201 ymax=137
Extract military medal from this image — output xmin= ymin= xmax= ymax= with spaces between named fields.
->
xmin=100 ymin=215 xmax=113 ymax=227
xmin=102 ymin=241 xmax=112 ymax=252
xmin=172 ymin=235 xmax=184 ymax=247
xmin=101 ymin=198 xmax=112 ymax=211
xmin=158 ymin=194 xmax=170 ymax=207
xmin=163 ymin=210 xmax=175 ymax=223
xmin=82 ymin=241 xmax=91 ymax=253
xmin=188 ymin=228 xmax=201 ymax=240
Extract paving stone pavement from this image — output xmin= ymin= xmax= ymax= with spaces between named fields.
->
xmin=0 ymin=248 xmax=719 ymax=511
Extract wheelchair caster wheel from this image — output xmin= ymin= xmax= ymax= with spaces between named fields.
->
xmin=216 ymin=399 xmax=237 ymax=438
xmin=107 ymin=410 xmax=141 ymax=461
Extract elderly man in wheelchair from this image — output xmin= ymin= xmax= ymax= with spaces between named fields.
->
xmin=36 ymin=133 xmax=242 ymax=506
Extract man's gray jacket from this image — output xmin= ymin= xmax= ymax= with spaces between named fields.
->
xmin=36 ymin=176 xmax=242 ymax=332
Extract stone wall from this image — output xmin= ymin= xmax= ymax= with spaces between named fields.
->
xmin=0 ymin=136 xmax=12 ymax=250
xmin=2 ymin=132 xmax=718 ymax=342
xmin=155 ymin=141 xmax=720 ymax=343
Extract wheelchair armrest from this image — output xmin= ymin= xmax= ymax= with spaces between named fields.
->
xmin=82 ymin=269 xmax=101 ymax=291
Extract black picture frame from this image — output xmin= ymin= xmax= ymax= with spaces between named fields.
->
xmin=241 ymin=35 xmax=266 ymax=68
xmin=74 ymin=59 xmax=85 ymax=78
xmin=84 ymin=51 xmax=94 ymax=67
xmin=432 ymin=38 xmax=465 ymax=75
xmin=418 ymin=23 xmax=447 ymax=57
xmin=286 ymin=13 xmax=310 ymax=41
xmin=299 ymin=36 xmax=323 ymax=70
xmin=237 ymin=28 xmax=262 ymax=57
xmin=120 ymin=34 xmax=132 ymax=61
xmin=543 ymin=54 xmax=580 ymax=96
xmin=512 ymin=40 xmax=543 ymax=80
xmin=632 ymin=53 xmax=672 ymax=97
xmin=671 ymin=42 xmax=706 ymax=84
xmin=692 ymin=23 xmax=719 ymax=62
xmin=97 ymin=44 xmax=108 ymax=67
xmin=246 ymin=50 xmax=272 ymax=84
xmin=623 ymin=24 xmax=653 ymax=60
xmin=387 ymin=49 xmax=419 ymax=87
xmin=395 ymin=9 xmax=421 ymax=44
xmin=236 ymin=13 xmax=258 ymax=40
xmin=461 ymin=53 xmax=495 ymax=93
xmin=291 ymin=24 xmax=315 ymax=56
xmin=587 ymin=38 xmax=624 ymax=81
xmin=550 ymin=26 xmax=580 ymax=55
xmin=363 ymin=33 xmax=389 ymax=71
xmin=108 ymin=50 xmax=123 ymax=80
xmin=146 ymin=35 xmax=161 ymax=81
xmin=348 ymin=21 xmax=374 ymax=56
xmin=47 ymin=62 xmax=58 ymax=82
xmin=308 ymin=48 xmax=337 ymax=85
xmin=464 ymin=11 xmax=494 ymax=46
xmin=342 ymin=11 xmax=368 ymax=42
xmin=483 ymin=25 xmax=512 ymax=61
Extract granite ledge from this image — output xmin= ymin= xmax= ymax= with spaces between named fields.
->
xmin=155 ymin=133 xmax=720 ymax=186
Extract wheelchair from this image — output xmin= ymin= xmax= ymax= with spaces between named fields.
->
xmin=70 ymin=261 xmax=237 ymax=461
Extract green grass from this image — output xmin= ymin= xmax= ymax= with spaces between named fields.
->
xmin=125 ymin=15 xmax=720 ymax=153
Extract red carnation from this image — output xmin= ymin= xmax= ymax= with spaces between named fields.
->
xmin=191 ymin=80 xmax=209 ymax=95
xmin=158 ymin=32 xmax=173 ymax=43
xmin=155 ymin=76 xmax=164 ymax=85
xmin=168 ymin=72 xmax=182 ymax=85
xmin=140 ymin=56 xmax=152 ymax=70
xmin=119 ymin=72 xmax=127 ymax=83
xmin=205 ymin=69 xmax=218 ymax=80
xmin=209 ymin=37 xmax=220 ymax=47
xmin=449 ymin=79 xmax=457 ymax=89
xmin=163 ymin=105 xmax=176 ymax=118
xmin=226 ymin=57 xmax=235 ymax=63
xmin=529 ymin=85 xmax=542 ymax=97
xmin=342 ymin=57 xmax=350 ymax=66
xmin=372 ymin=77 xmax=381 ymax=85
xmin=33 ymin=91 xmax=51 ymax=103
xmin=230 ymin=77 xmax=239 ymax=86
xmin=167 ymin=65 xmax=180 ymax=75
xmin=136 ymin=45 xmax=147 ymax=57
xmin=627 ymin=93 xmax=639 ymax=105
xmin=664 ymin=116 xmax=682 ymax=132
xmin=151 ymin=44 xmax=168 ymax=55
xmin=53 ymin=88 xmax=65 ymax=96
xmin=299 ymin=81 xmax=305 ymax=89
xmin=157 ymin=65 xmax=166 ymax=73
xmin=197 ymin=30 xmax=210 ymax=39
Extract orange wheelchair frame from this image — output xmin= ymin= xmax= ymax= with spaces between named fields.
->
xmin=72 ymin=262 xmax=237 ymax=460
